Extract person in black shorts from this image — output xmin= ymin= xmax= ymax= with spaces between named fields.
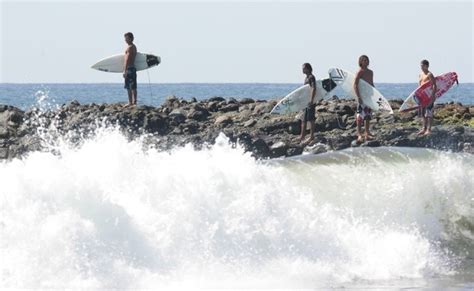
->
xmin=300 ymin=63 xmax=317 ymax=143
xmin=123 ymin=32 xmax=138 ymax=107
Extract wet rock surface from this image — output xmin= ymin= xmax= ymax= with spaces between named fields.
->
xmin=0 ymin=97 xmax=473 ymax=160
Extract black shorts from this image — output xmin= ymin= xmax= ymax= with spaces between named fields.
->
xmin=124 ymin=67 xmax=137 ymax=90
xmin=303 ymin=104 xmax=316 ymax=122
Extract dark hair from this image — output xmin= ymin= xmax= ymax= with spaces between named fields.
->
xmin=421 ymin=59 xmax=429 ymax=67
xmin=124 ymin=32 xmax=134 ymax=41
xmin=303 ymin=63 xmax=313 ymax=73
xmin=358 ymin=55 xmax=369 ymax=67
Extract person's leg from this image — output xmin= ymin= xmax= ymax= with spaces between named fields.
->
xmin=309 ymin=120 xmax=315 ymax=140
xmin=355 ymin=105 xmax=365 ymax=142
xmin=364 ymin=119 xmax=373 ymax=140
xmin=127 ymin=89 xmax=133 ymax=106
xmin=424 ymin=107 xmax=433 ymax=135
xmin=418 ymin=117 xmax=426 ymax=135
xmin=300 ymin=119 xmax=307 ymax=141
xmin=418 ymin=108 xmax=427 ymax=135
xmin=425 ymin=117 xmax=432 ymax=135
xmin=356 ymin=116 xmax=364 ymax=143
xmin=131 ymin=89 xmax=137 ymax=105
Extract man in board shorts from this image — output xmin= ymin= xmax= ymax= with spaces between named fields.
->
xmin=300 ymin=63 xmax=317 ymax=144
xmin=354 ymin=55 xmax=375 ymax=143
xmin=123 ymin=32 xmax=138 ymax=107
xmin=417 ymin=59 xmax=437 ymax=136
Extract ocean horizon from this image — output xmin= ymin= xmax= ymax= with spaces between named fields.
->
xmin=1 ymin=82 xmax=473 ymax=110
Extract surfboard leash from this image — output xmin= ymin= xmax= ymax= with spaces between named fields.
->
xmin=146 ymin=69 xmax=153 ymax=99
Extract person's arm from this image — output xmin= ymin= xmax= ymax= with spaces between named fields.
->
xmin=354 ymin=70 xmax=363 ymax=104
xmin=123 ymin=47 xmax=130 ymax=77
xmin=310 ymin=77 xmax=317 ymax=104
xmin=130 ymin=45 xmax=137 ymax=66
xmin=429 ymin=73 xmax=437 ymax=100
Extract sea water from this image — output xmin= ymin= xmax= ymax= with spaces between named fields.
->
xmin=0 ymin=86 xmax=473 ymax=288
xmin=0 ymin=124 xmax=473 ymax=288
xmin=0 ymin=82 xmax=473 ymax=110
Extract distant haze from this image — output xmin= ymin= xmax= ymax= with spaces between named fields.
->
xmin=1 ymin=1 xmax=473 ymax=83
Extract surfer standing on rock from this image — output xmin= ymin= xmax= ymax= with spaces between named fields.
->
xmin=300 ymin=63 xmax=317 ymax=144
xmin=354 ymin=55 xmax=375 ymax=143
xmin=123 ymin=32 xmax=138 ymax=107
xmin=417 ymin=59 xmax=437 ymax=136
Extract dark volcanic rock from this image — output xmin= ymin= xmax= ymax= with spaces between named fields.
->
xmin=187 ymin=105 xmax=210 ymax=121
xmin=270 ymin=141 xmax=288 ymax=158
xmin=219 ymin=103 xmax=240 ymax=113
xmin=0 ymin=96 xmax=472 ymax=160
xmin=239 ymin=98 xmax=255 ymax=105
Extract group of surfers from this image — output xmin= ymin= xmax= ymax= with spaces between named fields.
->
xmin=121 ymin=32 xmax=438 ymax=145
xmin=300 ymin=57 xmax=437 ymax=144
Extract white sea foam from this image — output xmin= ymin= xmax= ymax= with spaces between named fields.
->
xmin=0 ymin=128 xmax=473 ymax=288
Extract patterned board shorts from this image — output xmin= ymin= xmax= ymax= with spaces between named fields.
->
xmin=419 ymin=103 xmax=434 ymax=118
xmin=124 ymin=67 xmax=137 ymax=90
xmin=356 ymin=104 xmax=372 ymax=122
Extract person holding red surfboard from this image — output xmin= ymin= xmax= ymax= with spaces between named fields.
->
xmin=417 ymin=59 xmax=437 ymax=136
xmin=354 ymin=55 xmax=375 ymax=143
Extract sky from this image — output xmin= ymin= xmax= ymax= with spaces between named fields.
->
xmin=0 ymin=0 xmax=473 ymax=83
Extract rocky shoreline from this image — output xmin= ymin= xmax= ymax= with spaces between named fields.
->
xmin=0 ymin=96 xmax=473 ymax=160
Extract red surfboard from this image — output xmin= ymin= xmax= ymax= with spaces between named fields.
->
xmin=399 ymin=72 xmax=458 ymax=112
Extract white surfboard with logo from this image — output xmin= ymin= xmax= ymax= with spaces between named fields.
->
xmin=91 ymin=52 xmax=161 ymax=73
xmin=328 ymin=68 xmax=393 ymax=113
xmin=271 ymin=78 xmax=337 ymax=114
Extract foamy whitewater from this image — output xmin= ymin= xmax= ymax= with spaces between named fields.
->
xmin=1 ymin=127 xmax=473 ymax=288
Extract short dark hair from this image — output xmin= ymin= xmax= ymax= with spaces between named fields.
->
xmin=303 ymin=63 xmax=313 ymax=73
xmin=421 ymin=59 xmax=429 ymax=67
xmin=359 ymin=55 xmax=369 ymax=67
xmin=124 ymin=32 xmax=134 ymax=41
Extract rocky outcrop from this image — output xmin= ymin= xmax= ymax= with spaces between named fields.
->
xmin=0 ymin=97 xmax=473 ymax=160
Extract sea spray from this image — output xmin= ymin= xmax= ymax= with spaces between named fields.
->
xmin=0 ymin=127 xmax=473 ymax=288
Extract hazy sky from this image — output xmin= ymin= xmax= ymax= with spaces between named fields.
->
xmin=1 ymin=0 xmax=473 ymax=83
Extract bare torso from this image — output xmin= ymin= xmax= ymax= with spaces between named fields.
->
xmin=419 ymin=71 xmax=433 ymax=86
xmin=358 ymin=68 xmax=374 ymax=86
xmin=125 ymin=44 xmax=137 ymax=68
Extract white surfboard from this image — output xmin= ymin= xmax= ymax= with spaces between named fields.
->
xmin=271 ymin=78 xmax=337 ymax=114
xmin=91 ymin=52 xmax=161 ymax=73
xmin=328 ymin=68 xmax=393 ymax=113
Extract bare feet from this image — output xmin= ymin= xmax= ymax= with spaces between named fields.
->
xmin=356 ymin=136 xmax=364 ymax=144
xmin=364 ymin=134 xmax=375 ymax=141
xmin=304 ymin=136 xmax=315 ymax=145
xmin=123 ymin=103 xmax=133 ymax=108
xmin=423 ymin=130 xmax=432 ymax=136
xmin=417 ymin=129 xmax=426 ymax=135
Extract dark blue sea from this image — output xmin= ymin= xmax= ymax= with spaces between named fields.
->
xmin=0 ymin=83 xmax=472 ymax=110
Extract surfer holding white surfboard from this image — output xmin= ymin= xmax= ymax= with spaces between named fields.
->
xmin=354 ymin=55 xmax=375 ymax=143
xmin=91 ymin=33 xmax=161 ymax=107
xmin=123 ymin=32 xmax=138 ymax=107
xmin=300 ymin=63 xmax=317 ymax=144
